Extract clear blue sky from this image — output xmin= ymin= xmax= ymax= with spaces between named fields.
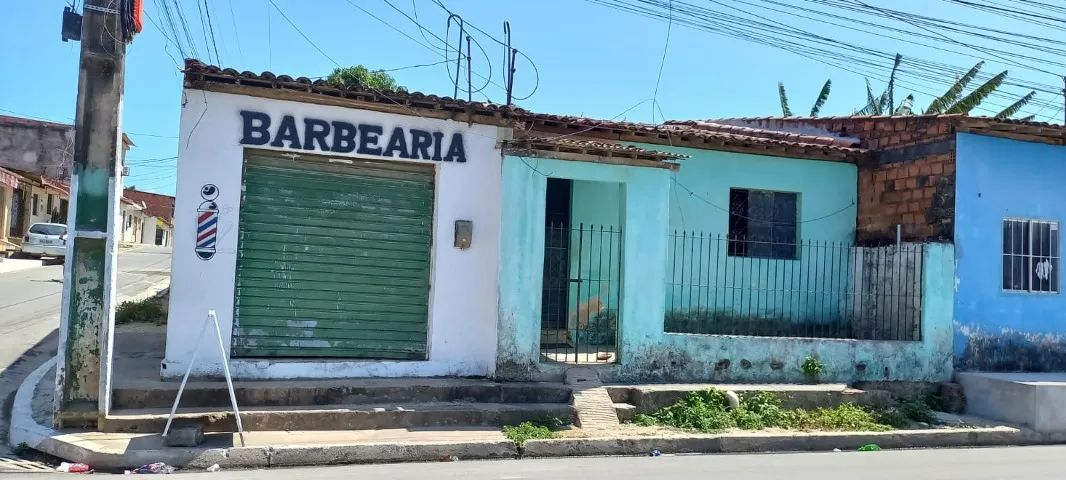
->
xmin=2 ymin=0 xmax=1063 ymax=196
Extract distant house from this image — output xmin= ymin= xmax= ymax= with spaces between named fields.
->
xmin=0 ymin=114 xmax=139 ymax=254
xmin=123 ymin=187 xmax=175 ymax=246
xmin=714 ymin=114 xmax=1066 ymax=372
xmin=0 ymin=115 xmax=75 ymax=253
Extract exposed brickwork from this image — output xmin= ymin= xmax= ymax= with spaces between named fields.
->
xmin=731 ymin=116 xmax=959 ymax=244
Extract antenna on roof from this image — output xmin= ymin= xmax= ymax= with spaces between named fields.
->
xmin=446 ymin=14 xmax=465 ymax=99
xmin=504 ymin=21 xmax=516 ymax=106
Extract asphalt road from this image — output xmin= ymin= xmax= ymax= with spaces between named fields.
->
xmin=0 ymin=245 xmax=171 ymax=453
xmin=6 ymin=445 xmax=1062 ymax=478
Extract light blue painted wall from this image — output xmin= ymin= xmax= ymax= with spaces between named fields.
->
xmin=633 ymin=144 xmax=859 ymax=326
xmin=497 ymin=156 xmax=671 ymax=378
xmin=498 ymin=153 xmax=952 ymax=383
xmin=955 ymin=133 xmax=1066 ymax=371
xmin=620 ymin=242 xmax=954 ymax=383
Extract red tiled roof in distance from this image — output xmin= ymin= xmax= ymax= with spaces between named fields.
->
xmin=123 ymin=188 xmax=175 ymax=222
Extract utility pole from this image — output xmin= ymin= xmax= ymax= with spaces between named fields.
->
xmin=55 ymin=0 xmax=127 ymax=427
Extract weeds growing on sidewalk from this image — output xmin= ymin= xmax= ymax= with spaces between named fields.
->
xmin=116 ymin=297 xmax=166 ymax=325
xmin=503 ymin=422 xmax=557 ymax=447
xmin=503 ymin=417 xmax=568 ymax=447
xmin=631 ymin=388 xmax=942 ymax=433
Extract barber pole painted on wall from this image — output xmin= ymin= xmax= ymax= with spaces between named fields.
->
xmin=195 ymin=184 xmax=219 ymax=260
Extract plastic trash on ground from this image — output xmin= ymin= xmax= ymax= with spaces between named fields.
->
xmin=56 ymin=462 xmax=91 ymax=473
xmin=125 ymin=462 xmax=175 ymax=474
xmin=206 ymin=464 xmax=221 ymax=472
xmin=858 ymin=444 xmax=882 ymax=451
xmin=649 ymin=449 xmax=663 ymax=457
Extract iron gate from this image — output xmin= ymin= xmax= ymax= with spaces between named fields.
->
xmin=541 ymin=222 xmax=622 ymax=363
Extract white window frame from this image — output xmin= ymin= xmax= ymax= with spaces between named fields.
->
xmin=1002 ymin=217 xmax=1060 ymax=294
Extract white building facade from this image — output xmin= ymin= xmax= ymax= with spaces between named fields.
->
xmin=164 ymin=82 xmax=505 ymax=380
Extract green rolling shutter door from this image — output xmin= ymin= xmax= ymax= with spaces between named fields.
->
xmin=232 ymin=152 xmax=433 ymax=359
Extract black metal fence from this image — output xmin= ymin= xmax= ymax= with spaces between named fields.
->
xmin=541 ymin=223 xmax=623 ymax=363
xmin=665 ymin=232 xmax=923 ymax=341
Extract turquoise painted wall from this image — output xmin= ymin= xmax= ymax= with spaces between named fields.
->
xmin=636 ymin=145 xmax=859 ymax=329
xmin=497 ymin=152 xmax=951 ymax=384
xmin=497 ymin=155 xmax=671 ymax=378
xmin=616 ymin=243 xmax=955 ymax=383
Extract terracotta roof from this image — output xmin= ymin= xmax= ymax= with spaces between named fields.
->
xmin=183 ymin=59 xmax=867 ymax=161
xmin=183 ymin=59 xmax=526 ymax=118
xmin=519 ymin=113 xmax=866 ymax=153
xmin=710 ymin=114 xmax=1066 ymax=146
xmin=123 ymin=188 xmax=175 ymax=221
xmin=663 ymin=120 xmax=859 ymax=147
xmin=503 ymin=138 xmax=689 ymax=161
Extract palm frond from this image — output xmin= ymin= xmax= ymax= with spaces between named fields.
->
xmin=927 ymin=61 xmax=984 ymax=114
xmin=810 ymin=79 xmax=832 ymax=117
xmin=893 ymin=94 xmax=915 ymax=116
xmin=946 ymin=70 xmax=1007 ymax=114
xmin=994 ymin=90 xmax=1036 ymax=119
xmin=881 ymin=53 xmax=902 ymax=113
xmin=857 ymin=78 xmax=881 ymax=116
xmin=778 ymin=82 xmax=793 ymax=117
xmin=1017 ymin=114 xmax=1036 ymax=122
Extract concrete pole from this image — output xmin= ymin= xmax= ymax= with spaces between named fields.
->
xmin=54 ymin=0 xmax=126 ymax=428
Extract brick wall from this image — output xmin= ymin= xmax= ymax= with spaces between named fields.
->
xmin=734 ymin=116 xmax=958 ymax=244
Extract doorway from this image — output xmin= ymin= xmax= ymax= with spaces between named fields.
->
xmin=540 ymin=178 xmax=622 ymax=364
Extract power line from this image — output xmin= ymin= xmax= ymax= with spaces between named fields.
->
xmin=202 ymin=0 xmax=223 ymax=66
xmin=227 ymin=0 xmax=244 ymax=61
xmin=587 ymin=0 xmax=1064 ymax=120
xmin=267 ymin=0 xmax=339 ymax=66
xmin=195 ymin=0 xmax=216 ymax=64
xmin=651 ymin=0 xmax=673 ymax=123
xmin=170 ymin=0 xmax=200 ymax=59
xmin=429 ymin=0 xmax=541 ymax=100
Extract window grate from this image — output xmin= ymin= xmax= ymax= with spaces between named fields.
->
xmin=1003 ymin=218 xmax=1059 ymax=293
xmin=727 ymin=188 xmax=799 ymax=260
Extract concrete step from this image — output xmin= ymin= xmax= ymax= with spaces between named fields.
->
xmin=614 ymin=403 xmax=637 ymax=422
xmin=101 ymin=402 xmax=576 ymax=433
xmin=957 ymin=372 xmax=1066 ymax=433
xmin=112 ymin=378 xmax=572 ymax=410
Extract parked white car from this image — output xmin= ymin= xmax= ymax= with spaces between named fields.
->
xmin=20 ymin=222 xmax=68 ymax=258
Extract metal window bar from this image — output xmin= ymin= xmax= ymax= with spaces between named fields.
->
xmin=664 ymin=232 xmax=924 ymax=341
xmin=541 ymin=223 xmax=623 ymax=363
xmin=1003 ymin=219 xmax=1060 ymax=293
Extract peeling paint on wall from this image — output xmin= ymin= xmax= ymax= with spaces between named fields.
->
xmin=956 ymin=325 xmax=1066 ymax=372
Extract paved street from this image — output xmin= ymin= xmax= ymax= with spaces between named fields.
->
xmin=0 ymin=245 xmax=171 ymax=453
xmin=147 ymin=446 xmax=1066 ymax=479
xmin=1 ymin=445 xmax=1062 ymax=478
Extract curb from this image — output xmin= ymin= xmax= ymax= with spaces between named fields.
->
xmin=521 ymin=427 xmax=1023 ymax=458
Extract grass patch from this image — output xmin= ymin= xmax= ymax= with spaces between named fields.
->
xmin=629 ymin=388 xmax=895 ymax=433
xmin=115 ymin=297 xmax=166 ymax=325
xmin=13 ymin=442 xmax=32 ymax=456
xmin=503 ymin=421 xmax=558 ymax=447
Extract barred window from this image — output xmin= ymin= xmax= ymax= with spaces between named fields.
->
xmin=1003 ymin=219 xmax=1059 ymax=293
xmin=728 ymin=188 xmax=798 ymax=260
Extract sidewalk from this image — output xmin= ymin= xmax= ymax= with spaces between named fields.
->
xmin=9 ymin=351 xmax=1047 ymax=471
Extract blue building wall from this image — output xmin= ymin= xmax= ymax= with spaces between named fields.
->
xmin=955 ymin=133 xmax=1066 ymax=371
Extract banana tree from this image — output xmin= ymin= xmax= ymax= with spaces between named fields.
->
xmin=777 ymin=79 xmax=832 ymax=117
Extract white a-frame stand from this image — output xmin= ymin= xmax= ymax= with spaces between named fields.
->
xmin=162 ymin=309 xmax=246 ymax=446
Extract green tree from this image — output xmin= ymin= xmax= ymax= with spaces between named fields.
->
xmin=326 ymin=65 xmax=400 ymax=92
xmin=860 ymin=56 xmax=1035 ymax=119
xmin=777 ymin=79 xmax=832 ymax=117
